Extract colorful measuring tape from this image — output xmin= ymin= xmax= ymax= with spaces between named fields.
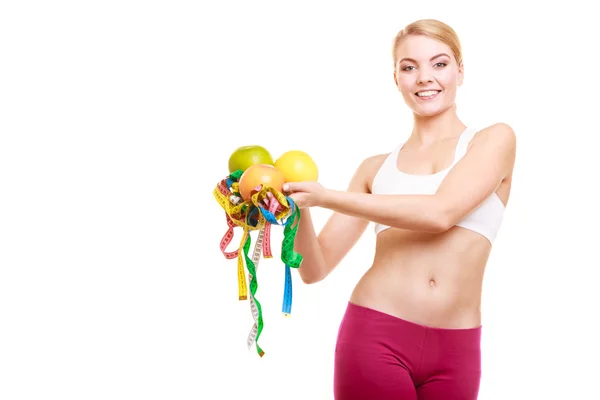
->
xmin=213 ymin=169 xmax=303 ymax=357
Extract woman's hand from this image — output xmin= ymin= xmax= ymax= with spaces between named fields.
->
xmin=283 ymin=181 xmax=331 ymax=209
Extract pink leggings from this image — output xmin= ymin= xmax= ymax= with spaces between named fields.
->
xmin=334 ymin=302 xmax=482 ymax=400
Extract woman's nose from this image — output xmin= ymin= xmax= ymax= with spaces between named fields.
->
xmin=417 ymin=69 xmax=433 ymax=84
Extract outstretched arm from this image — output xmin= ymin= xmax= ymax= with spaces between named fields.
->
xmin=286 ymin=123 xmax=516 ymax=232
xmin=292 ymin=154 xmax=386 ymax=284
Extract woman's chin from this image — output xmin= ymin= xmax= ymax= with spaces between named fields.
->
xmin=410 ymin=102 xmax=454 ymax=118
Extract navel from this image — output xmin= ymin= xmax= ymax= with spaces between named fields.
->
xmin=429 ymin=278 xmax=436 ymax=287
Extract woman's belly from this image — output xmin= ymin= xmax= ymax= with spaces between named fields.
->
xmin=350 ymin=226 xmax=492 ymax=329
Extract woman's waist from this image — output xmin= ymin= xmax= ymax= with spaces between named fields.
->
xmin=371 ymin=231 xmax=489 ymax=289
xmin=350 ymin=261 xmax=484 ymax=329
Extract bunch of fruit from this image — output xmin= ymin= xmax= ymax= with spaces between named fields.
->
xmin=228 ymin=145 xmax=319 ymax=200
xmin=212 ymin=144 xmax=318 ymax=358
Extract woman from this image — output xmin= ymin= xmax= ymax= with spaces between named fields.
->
xmin=284 ymin=19 xmax=516 ymax=400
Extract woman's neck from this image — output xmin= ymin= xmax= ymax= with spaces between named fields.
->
xmin=409 ymin=105 xmax=466 ymax=146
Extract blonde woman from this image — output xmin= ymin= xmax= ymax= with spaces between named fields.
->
xmin=284 ymin=19 xmax=516 ymax=400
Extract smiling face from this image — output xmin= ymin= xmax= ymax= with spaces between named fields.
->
xmin=393 ymin=34 xmax=464 ymax=117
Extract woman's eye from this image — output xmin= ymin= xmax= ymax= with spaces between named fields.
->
xmin=402 ymin=63 xmax=446 ymax=71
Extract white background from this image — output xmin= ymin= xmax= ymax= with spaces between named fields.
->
xmin=1 ymin=1 xmax=599 ymax=399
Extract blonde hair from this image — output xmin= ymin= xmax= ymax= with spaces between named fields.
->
xmin=392 ymin=19 xmax=463 ymax=67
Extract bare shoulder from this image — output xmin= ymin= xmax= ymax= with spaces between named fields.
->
xmin=470 ymin=122 xmax=517 ymax=150
xmin=354 ymin=152 xmax=390 ymax=193
xmin=468 ymin=122 xmax=517 ymax=182
xmin=360 ymin=152 xmax=389 ymax=172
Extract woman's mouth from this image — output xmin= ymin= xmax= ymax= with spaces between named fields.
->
xmin=415 ymin=90 xmax=441 ymax=100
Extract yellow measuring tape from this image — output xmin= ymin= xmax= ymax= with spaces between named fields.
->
xmin=213 ymin=170 xmax=303 ymax=357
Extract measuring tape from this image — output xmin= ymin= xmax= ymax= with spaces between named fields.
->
xmin=213 ymin=169 xmax=303 ymax=357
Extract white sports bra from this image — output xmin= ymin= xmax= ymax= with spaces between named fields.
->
xmin=371 ymin=127 xmax=505 ymax=244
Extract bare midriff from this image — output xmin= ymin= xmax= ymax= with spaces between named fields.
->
xmin=349 ymin=226 xmax=491 ymax=329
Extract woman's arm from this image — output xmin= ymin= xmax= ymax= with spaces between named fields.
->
xmin=287 ymin=123 xmax=517 ymax=232
xmin=294 ymin=155 xmax=385 ymax=284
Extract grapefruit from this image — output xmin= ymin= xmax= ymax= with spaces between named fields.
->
xmin=228 ymin=145 xmax=274 ymax=173
xmin=238 ymin=164 xmax=285 ymax=201
xmin=274 ymin=150 xmax=318 ymax=182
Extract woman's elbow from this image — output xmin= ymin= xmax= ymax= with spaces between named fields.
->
xmin=300 ymin=274 xmax=321 ymax=285
xmin=430 ymin=205 xmax=455 ymax=233
xmin=298 ymin=266 xmax=325 ymax=285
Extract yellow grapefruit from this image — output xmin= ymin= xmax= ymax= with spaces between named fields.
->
xmin=274 ymin=150 xmax=318 ymax=182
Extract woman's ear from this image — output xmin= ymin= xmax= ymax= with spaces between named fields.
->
xmin=457 ymin=62 xmax=464 ymax=86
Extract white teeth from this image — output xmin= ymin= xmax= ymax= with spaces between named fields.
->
xmin=417 ymin=90 xmax=439 ymax=97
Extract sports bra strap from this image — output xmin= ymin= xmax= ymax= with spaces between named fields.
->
xmin=453 ymin=127 xmax=478 ymax=161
